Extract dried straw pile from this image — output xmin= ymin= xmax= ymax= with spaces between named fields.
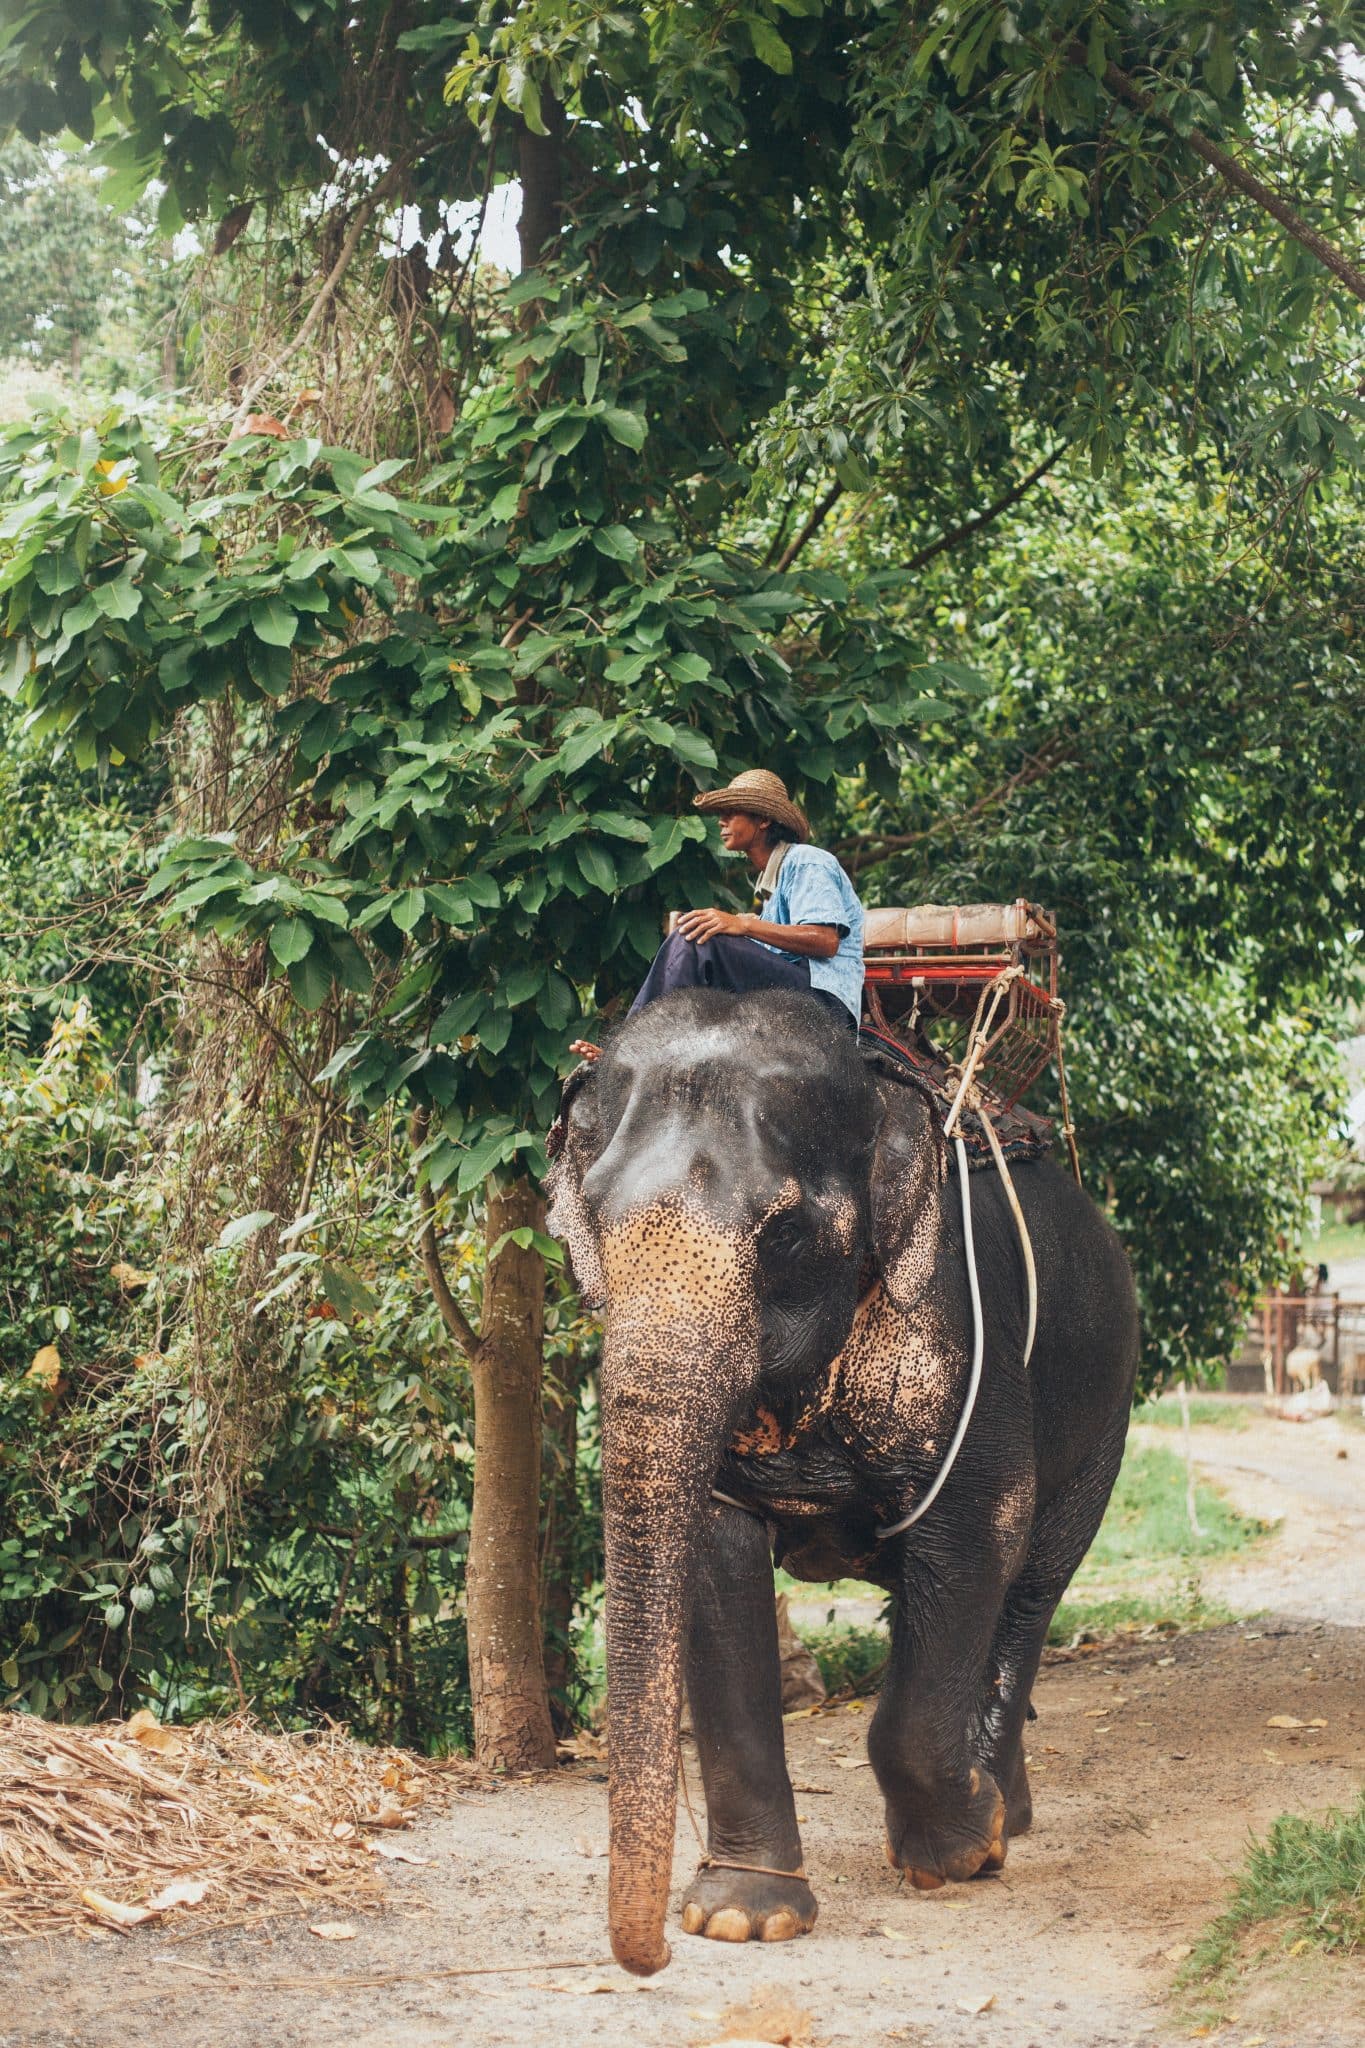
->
xmin=0 ymin=1710 xmax=473 ymax=1942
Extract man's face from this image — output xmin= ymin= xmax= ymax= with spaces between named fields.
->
xmin=715 ymin=809 xmax=767 ymax=858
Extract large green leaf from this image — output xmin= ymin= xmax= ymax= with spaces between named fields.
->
xmin=250 ymin=595 xmax=299 ymax=647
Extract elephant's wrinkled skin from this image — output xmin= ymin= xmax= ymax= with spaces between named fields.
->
xmin=546 ymin=991 xmax=1138 ymax=1976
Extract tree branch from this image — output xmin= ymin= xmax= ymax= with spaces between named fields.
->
xmin=774 ymin=479 xmax=844 ymax=574
xmin=410 ymin=1107 xmax=484 ymax=1359
xmin=838 ymin=738 xmax=1074 ymax=875
xmin=1088 ymin=53 xmax=1365 ymax=304
xmin=902 ymin=445 xmax=1068 ymax=577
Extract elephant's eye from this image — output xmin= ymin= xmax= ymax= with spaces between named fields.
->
xmin=761 ymin=1214 xmax=809 ymax=1261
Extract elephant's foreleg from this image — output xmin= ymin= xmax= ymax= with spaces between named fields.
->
xmin=869 ymin=1521 xmax=1020 ymax=1889
xmin=679 ymin=1500 xmax=817 ymax=1945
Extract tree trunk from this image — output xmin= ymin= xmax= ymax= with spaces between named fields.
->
xmin=540 ymin=1342 xmax=591 ymax=1731
xmin=466 ymin=1175 xmax=558 ymax=1769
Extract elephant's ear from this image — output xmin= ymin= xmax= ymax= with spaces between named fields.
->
xmin=545 ymin=1068 xmax=607 ymax=1308
xmin=869 ymin=1076 xmax=946 ymax=1310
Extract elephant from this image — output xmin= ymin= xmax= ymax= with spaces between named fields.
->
xmin=546 ymin=987 xmax=1138 ymax=1977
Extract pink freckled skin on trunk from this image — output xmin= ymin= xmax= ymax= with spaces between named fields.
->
xmin=598 ymin=1197 xmax=758 ymax=1977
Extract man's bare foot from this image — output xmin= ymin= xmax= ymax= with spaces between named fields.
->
xmin=569 ymin=1039 xmax=603 ymax=1062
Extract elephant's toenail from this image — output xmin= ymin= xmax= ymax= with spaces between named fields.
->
xmin=681 ymin=1903 xmax=706 ymax=1935
xmin=705 ymin=1908 xmax=752 ymax=1942
xmin=910 ymin=1868 xmax=945 ymax=1891
xmin=759 ymin=1909 xmax=799 ymax=1942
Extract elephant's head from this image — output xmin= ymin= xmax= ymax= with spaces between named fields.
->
xmin=546 ymin=990 xmax=943 ymax=1973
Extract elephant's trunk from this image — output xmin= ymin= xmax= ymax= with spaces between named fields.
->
xmin=598 ymin=1219 xmax=756 ymax=1975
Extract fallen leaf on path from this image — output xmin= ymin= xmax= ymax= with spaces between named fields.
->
xmin=367 ymin=1841 xmax=430 ymax=1865
xmin=1288 ymin=1937 xmax=1312 ymax=1956
xmin=549 ymin=1978 xmax=617 ymax=1994
xmin=331 ymin=1820 xmax=357 ymax=1840
xmin=1241 ymin=2036 xmax=1267 ymax=2046
xmin=790 ymin=1783 xmax=832 ymax=1795
xmin=955 ymin=1992 xmax=995 ymax=2014
xmin=573 ymin=1835 xmax=606 ymax=1857
xmin=881 ymin=1925 xmax=907 ymax=1940
xmin=309 ymin=1921 xmax=358 ymax=1940
xmin=80 ymin=1890 xmax=153 ymax=1929
xmin=1266 ymin=1714 xmax=1305 ymax=1729
xmin=1163 ymin=1943 xmax=1193 ymax=1964
xmin=146 ymin=1879 xmax=208 ymax=1912
xmin=710 ymin=1988 xmax=813 ymax=2043
xmin=360 ymin=1792 xmax=407 ymax=1829
xmin=834 ymin=1757 xmax=870 ymax=1770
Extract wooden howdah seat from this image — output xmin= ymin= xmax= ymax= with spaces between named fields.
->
xmin=861 ymin=899 xmax=1063 ymax=1116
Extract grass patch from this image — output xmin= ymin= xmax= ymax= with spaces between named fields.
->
xmin=1082 ymin=1441 xmax=1265 ymax=1576
xmin=1048 ymin=1440 xmax=1266 ymax=1644
xmin=1132 ymin=1396 xmax=1251 ymax=1430
xmin=1047 ymin=1582 xmax=1235 ymax=1647
xmin=1304 ymin=1218 xmax=1365 ymax=1270
xmin=1180 ymin=1790 xmax=1365 ymax=2012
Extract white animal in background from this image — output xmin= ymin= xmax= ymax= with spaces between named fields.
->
xmin=1284 ymin=1324 xmax=1327 ymax=1394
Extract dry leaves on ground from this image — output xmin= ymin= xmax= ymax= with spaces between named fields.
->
xmin=0 ymin=1709 xmax=477 ymax=1941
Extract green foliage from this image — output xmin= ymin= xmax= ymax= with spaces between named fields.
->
xmin=799 ymin=1621 xmax=888 ymax=1698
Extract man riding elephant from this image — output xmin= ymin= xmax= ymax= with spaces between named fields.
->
xmin=572 ymin=768 xmax=863 ymax=1060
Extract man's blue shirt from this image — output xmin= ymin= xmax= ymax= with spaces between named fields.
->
xmin=757 ymin=844 xmax=864 ymax=1022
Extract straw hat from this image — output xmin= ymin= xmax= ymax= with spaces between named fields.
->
xmin=693 ymin=768 xmax=809 ymax=844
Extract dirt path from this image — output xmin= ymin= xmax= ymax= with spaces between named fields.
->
xmin=1132 ymin=1412 xmax=1365 ymax=1630
xmin=8 ymin=1420 xmax=1365 ymax=2048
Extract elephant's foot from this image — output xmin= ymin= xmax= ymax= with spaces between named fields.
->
xmin=884 ymin=1766 xmax=1006 ymax=1890
xmin=680 ymin=1862 xmax=818 ymax=1944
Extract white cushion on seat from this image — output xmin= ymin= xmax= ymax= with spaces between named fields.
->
xmin=863 ymin=902 xmax=1046 ymax=952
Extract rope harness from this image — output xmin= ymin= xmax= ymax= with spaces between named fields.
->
xmin=874 ymin=974 xmax=1040 ymax=1540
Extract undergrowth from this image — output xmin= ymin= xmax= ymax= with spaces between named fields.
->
xmin=1180 ymin=1790 xmax=1365 ymax=2011
xmin=799 ymin=1623 xmax=888 ymax=1696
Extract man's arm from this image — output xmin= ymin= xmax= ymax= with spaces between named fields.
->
xmin=673 ymin=907 xmax=840 ymax=959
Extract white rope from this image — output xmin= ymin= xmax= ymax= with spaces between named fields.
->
xmin=876 ymin=1136 xmax=983 ymax=1540
xmin=941 ymin=964 xmax=1023 ymax=1141
xmin=976 ymin=1102 xmax=1039 ymax=1368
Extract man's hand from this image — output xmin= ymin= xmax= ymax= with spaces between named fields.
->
xmin=675 ymin=907 xmax=749 ymax=944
